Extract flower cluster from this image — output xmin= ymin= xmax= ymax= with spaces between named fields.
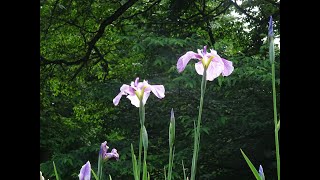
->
xmin=78 ymin=141 xmax=119 ymax=180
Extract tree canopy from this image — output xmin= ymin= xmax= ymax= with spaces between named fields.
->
xmin=40 ymin=0 xmax=280 ymax=179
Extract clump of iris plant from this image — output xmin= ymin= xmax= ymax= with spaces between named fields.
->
xmin=177 ymin=46 xmax=233 ymax=180
xmin=96 ymin=141 xmax=119 ymax=180
xmin=113 ymin=77 xmax=165 ymax=180
xmin=54 ymin=141 xmax=118 ymax=180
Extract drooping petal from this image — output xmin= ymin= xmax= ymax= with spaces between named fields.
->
xmin=206 ymin=58 xmax=224 ymax=81
xmin=113 ymin=92 xmax=125 ymax=106
xmin=79 ymin=161 xmax=91 ymax=180
xmin=105 ymin=148 xmax=119 ymax=161
xmin=127 ymin=94 xmax=140 ymax=107
xmin=221 ymin=58 xmax=234 ymax=76
xmin=177 ymin=51 xmax=201 ymax=73
xmin=195 ymin=61 xmax=204 ymax=75
xmin=150 ymin=85 xmax=165 ymax=99
xmin=142 ymin=92 xmax=151 ymax=106
xmin=113 ymin=84 xmax=135 ymax=106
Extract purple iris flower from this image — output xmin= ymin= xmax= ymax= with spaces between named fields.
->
xmin=268 ymin=16 xmax=274 ymax=37
xmin=113 ymin=77 xmax=165 ymax=107
xmin=177 ymin=46 xmax=234 ymax=81
xmin=79 ymin=161 xmax=91 ymax=180
xmin=100 ymin=141 xmax=120 ymax=161
xmin=105 ymin=148 xmax=120 ymax=161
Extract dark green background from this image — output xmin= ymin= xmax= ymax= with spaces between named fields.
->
xmin=40 ymin=0 xmax=280 ymax=179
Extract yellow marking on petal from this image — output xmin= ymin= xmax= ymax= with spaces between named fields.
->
xmin=135 ymin=85 xmax=149 ymax=101
xmin=202 ymin=55 xmax=214 ymax=69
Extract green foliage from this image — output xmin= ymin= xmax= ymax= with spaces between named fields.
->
xmin=41 ymin=0 xmax=280 ymax=179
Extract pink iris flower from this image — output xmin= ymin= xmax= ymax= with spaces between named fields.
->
xmin=113 ymin=77 xmax=165 ymax=107
xmin=177 ymin=46 xmax=234 ymax=81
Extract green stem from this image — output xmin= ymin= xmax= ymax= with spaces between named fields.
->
xmin=142 ymin=146 xmax=148 ymax=180
xmin=138 ymin=100 xmax=145 ymax=179
xmin=168 ymin=146 xmax=173 ymax=180
xmin=137 ymin=128 xmax=142 ymax=179
xmin=97 ymin=153 xmax=103 ymax=180
xmin=272 ymin=62 xmax=280 ymax=180
xmin=191 ymin=70 xmax=207 ymax=180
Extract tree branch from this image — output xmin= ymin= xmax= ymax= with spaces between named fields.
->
xmin=229 ymin=0 xmax=260 ymax=22
xmin=263 ymin=0 xmax=280 ymax=7
xmin=121 ymin=0 xmax=161 ymax=20
xmin=41 ymin=0 xmax=138 ymax=80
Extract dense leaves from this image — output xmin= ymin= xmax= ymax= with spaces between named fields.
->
xmin=40 ymin=0 xmax=280 ymax=179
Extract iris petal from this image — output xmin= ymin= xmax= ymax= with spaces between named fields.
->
xmin=79 ymin=161 xmax=91 ymax=180
xmin=177 ymin=51 xmax=200 ymax=73
xmin=206 ymin=58 xmax=224 ymax=81
xmin=195 ymin=61 xmax=204 ymax=75
xmin=221 ymin=58 xmax=234 ymax=76
xmin=127 ymin=94 xmax=140 ymax=107
xmin=150 ymin=85 xmax=165 ymax=99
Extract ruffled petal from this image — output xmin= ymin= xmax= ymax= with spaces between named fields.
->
xmin=206 ymin=57 xmax=224 ymax=81
xmin=106 ymin=148 xmax=119 ymax=161
xmin=209 ymin=49 xmax=218 ymax=56
xmin=127 ymin=94 xmax=140 ymax=107
xmin=221 ymin=58 xmax=234 ymax=76
xmin=177 ymin=51 xmax=201 ymax=73
xmin=195 ymin=61 xmax=204 ymax=75
xmin=150 ymin=85 xmax=165 ymax=99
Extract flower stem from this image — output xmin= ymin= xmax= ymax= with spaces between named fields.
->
xmin=137 ymin=128 xmax=142 ymax=179
xmin=191 ymin=70 xmax=207 ymax=180
xmin=167 ymin=146 xmax=174 ymax=180
xmin=272 ymin=62 xmax=280 ymax=180
xmin=270 ymin=33 xmax=280 ymax=180
xmin=137 ymin=100 xmax=145 ymax=179
xmin=142 ymin=146 xmax=148 ymax=180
